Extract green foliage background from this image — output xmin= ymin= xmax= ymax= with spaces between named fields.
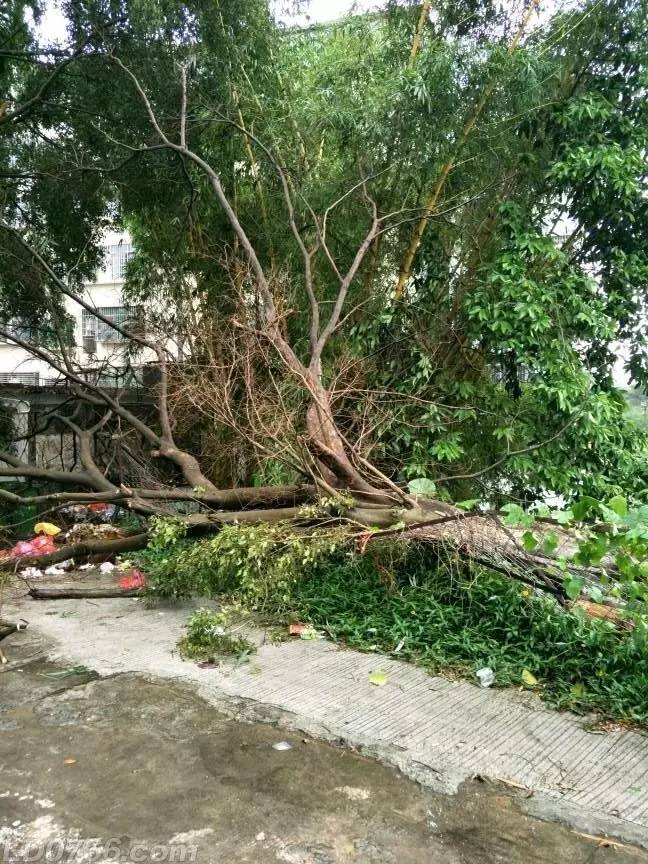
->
xmin=1 ymin=0 xmax=647 ymax=501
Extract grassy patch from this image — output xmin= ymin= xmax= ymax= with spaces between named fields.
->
xmin=291 ymin=551 xmax=648 ymax=725
xmin=137 ymin=524 xmax=648 ymax=726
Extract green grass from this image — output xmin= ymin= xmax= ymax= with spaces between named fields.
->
xmin=137 ymin=527 xmax=648 ymax=726
xmin=290 ymin=550 xmax=648 ymax=726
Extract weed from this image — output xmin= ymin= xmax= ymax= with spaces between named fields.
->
xmin=177 ymin=608 xmax=255 ymax=662
xmin=291 ymin=547 xmax=648 ymax=726
xmin=116 ymin=512 xmax=144 ymax=533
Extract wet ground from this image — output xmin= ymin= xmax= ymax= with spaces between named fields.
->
xmin=1 ymin=632 xmax=645 ymax=864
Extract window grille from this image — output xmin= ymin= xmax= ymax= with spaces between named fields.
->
xmin=0 ymin=320 xmax=42 ymax=343
xmin=0 ymin=372 xmax=40 ymax=385
xmin=82 ymin=307 xmax=134 ymax=342
xmin=108 ymin=243 xmax=134 ymax=280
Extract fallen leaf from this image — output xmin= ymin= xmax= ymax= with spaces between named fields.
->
xmin=42 ymin=666 xmax=89 ymax=678
xmin=63 ymin=759 xmax=76 ymax=765
xmin=368 ymin=670 xmax=389 ymax=687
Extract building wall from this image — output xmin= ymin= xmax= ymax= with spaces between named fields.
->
xmin=0 ymin=230 xmax=135 ymax=385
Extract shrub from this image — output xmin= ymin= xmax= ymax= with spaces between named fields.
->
xmin=138 ymin=521 xmax=347 ymax=611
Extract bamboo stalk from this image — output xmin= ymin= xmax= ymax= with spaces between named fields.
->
xmin=395 ymin=0 xmax=540 ymax=299
xmin=409 ymin=0 xmax=433 ymax=66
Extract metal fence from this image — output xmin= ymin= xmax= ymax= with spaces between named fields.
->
xmin=0 ymin=371 xmax=40 ymax=385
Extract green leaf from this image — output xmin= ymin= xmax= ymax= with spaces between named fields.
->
xmin=606 ymin=495 xmax=627 ymax=517
xmin=564 ymin=575 xmax=584 ymax=600
xmin=407 ymin=478 xmax=437 ymax=497
xmin=542 ymin=531 xmax=559 ymax=555
xmin=555 ymin=509 xmax=574 ymax=526
xmin=521 ymin=530 xmax=538 ymax=552
xmin=501 ymin=503 xmax=525 ymax=525
xmin=521 ymin=669 xmax=539 ymax=687
xmin=368 ymin=670 xmax=389 ymax=687
xmin=455 ymin=499 xmax=480 ymax=511
xmin=588 ymin=587 xmax=604 ymax=604
xmin=599 ymin=504 xmax=623 ymax=524
xmin=501 ymin=503 xmax=535 ymax=528
xmin=571 ymin=497 xmax=599 ymax=521
xmin=575 ymin=536 xmax=608 ymax=566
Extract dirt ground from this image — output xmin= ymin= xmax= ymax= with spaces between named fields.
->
xmin=1 ymin=628 xmax=645 ymax=864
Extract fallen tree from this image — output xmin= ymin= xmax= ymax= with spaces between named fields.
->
xmin=0 ymin=0 xmax=553 ymax=519
xmin=28 ymin=586 xmax=143 ymax=599
xmin=0 ymin=0 xmax=646 ymax=610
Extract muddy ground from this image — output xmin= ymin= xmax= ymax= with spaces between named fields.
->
xmin=1 ymin=627 xmax=645 ymax=864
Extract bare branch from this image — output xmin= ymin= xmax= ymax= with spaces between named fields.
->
xmin=179 ymin=62 xmax=188 ymax=148
xmin=311 ymin=188 xmax=379 ymax=366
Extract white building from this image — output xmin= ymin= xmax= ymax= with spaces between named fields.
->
xmin=0 ymin=230 xmax=135 ymax=386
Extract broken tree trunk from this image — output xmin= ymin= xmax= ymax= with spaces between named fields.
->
xmin=0 ymin=619 xmax=27 ymax=641
xmin=28 ymin=586 xmax=143 ymax=600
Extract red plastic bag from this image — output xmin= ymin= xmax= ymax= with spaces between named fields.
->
xmin=11 ymin=535 xmax=56 ymax=558
xmin=118 ymin=569 xmax=146 ymax=590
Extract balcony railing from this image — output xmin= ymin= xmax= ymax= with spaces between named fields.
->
xmin=0 ymin=372 xmax=40 ymax=386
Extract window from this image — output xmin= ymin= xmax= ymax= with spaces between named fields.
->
xmin=82 ymin=307 xmax=135 ymax=342
xmin=0 ymin=372 xmax=40 ymax=385
xmin=108 ymin=242 xmax=134 ymax=280
xmin=0 ymin=319 xmax=44 ymax=344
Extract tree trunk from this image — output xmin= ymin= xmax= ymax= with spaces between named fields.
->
xmin=29 ymin=586 xmax=143 ymax=600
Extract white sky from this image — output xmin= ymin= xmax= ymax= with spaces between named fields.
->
xmin=275 ymin=0 xmax=380 ymax=25
xmin=36 ymin=1 xmax=381 ymax=43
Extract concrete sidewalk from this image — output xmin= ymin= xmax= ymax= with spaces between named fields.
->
xmin=4 ymin=594 xmax=648 ymax=848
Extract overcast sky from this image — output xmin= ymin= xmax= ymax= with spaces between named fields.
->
xmin=36 ymin=0 xmax=382 ymax=42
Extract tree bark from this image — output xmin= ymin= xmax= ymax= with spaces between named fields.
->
xmin=28 ymin=586 xmax=143 ymax=599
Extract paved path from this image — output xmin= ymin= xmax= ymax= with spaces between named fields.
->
xmin=4 ymin=594 xmax=648 ymax=848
